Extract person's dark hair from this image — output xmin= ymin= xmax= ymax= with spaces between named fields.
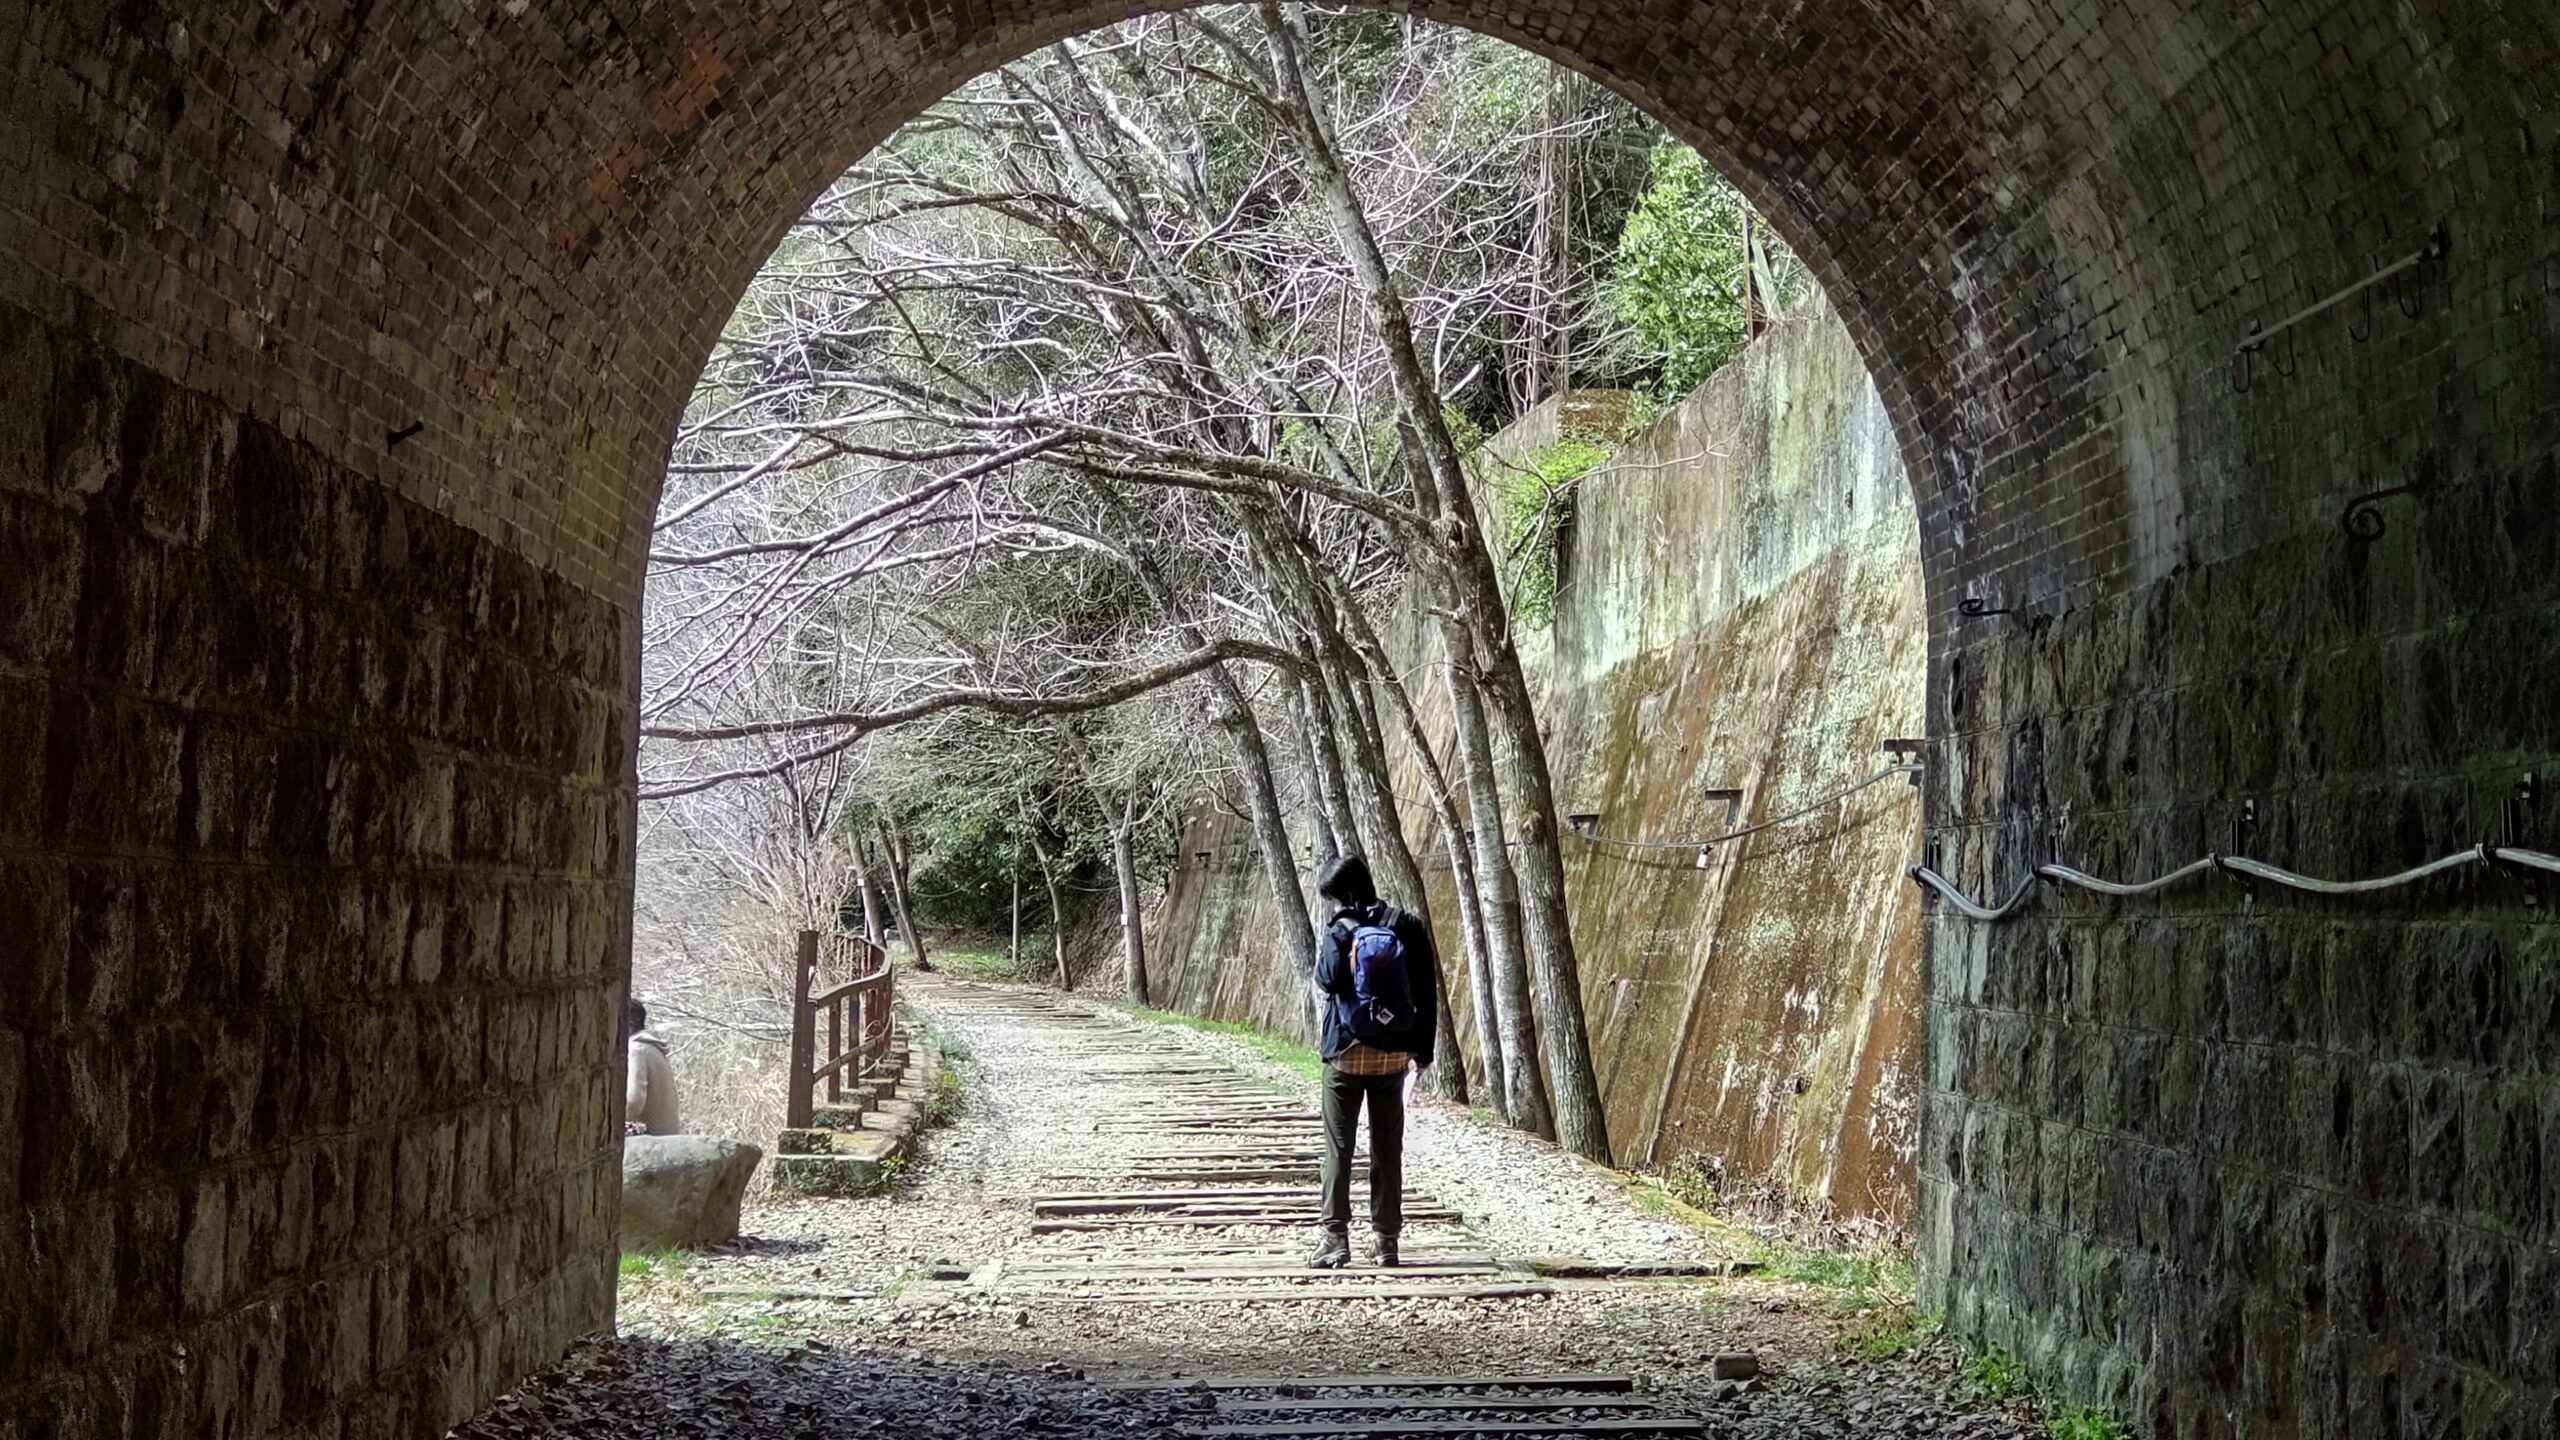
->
xmin=626 ymin=997 xmax=648 ymax=1033
xmin=1316 ymin=852 xmax=1377 ymax=908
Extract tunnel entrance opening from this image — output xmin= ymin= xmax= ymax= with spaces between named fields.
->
xmin=629 ymin=1 xmax=1932 ymax=1272
xmin=2 ymin=2 xmax=2553 ymax=1438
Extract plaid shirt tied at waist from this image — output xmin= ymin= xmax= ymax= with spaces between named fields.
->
xmin=1332 ymin=1041 xmax=1411 ymax=1076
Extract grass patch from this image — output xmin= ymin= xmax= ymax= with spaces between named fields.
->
xmin=1718 ymin=1232 xmax=1937 ymax=1366
xmin=2047 ymin=1407 xmax=2130 ymax=1440
xmin=920 ymin=1064 xmax=964 ymax=1127
xmin=1962 ymin=1338 xmax=2032 ymax=1402
xmin=930 ymin=937 xmax=1056 ymax=983
xmin=867 ymin=1152 xmax=908 ymax=1195
xmin=1837 ymin=1298 xmax=1940 ymax=1362
xmin=618 ymin=1248 xmax=686 ymax=1281
xmin=1124 ymin=1006 xmax=1322 ymax=1084
xmin=1658 ymin=1159 xmax=1720 ymax=1212
xmin=1763 ymin=1246 xmax=1900 ymax=1290
xmin=895 ymin=1003 xmax=968 ymax=1130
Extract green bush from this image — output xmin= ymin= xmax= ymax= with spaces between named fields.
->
xmin=1658 ymin=1158 xmax=1721 ymax=1212
xmin=618 ymin=1248 xmax=686 ymax=1281
xmin=1607 ymin=145 xmax=1806 ymax=397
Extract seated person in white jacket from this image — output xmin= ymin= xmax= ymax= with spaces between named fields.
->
xmin=625 ymin=997 xmax=681 ymax=1136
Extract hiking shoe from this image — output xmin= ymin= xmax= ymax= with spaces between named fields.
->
xmin=1307 ymin=1231 xmax=1351 ymax=1269
xmin=1369 ymin=1232 xmax=1401 ymax=1268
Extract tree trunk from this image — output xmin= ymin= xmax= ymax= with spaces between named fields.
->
xmin=1294 ymin=675 xmax=1360 ymax=862
xmin=1221 ymin=699 xmax=1315 ymax=974
xmin=851 ymin=840 xmax=888 ymax=947
xmin=1470 ymin=630 xmax=1611 ymax=1163
xmin=879 ymin=820 xmax=930 ymax=971
xmin=1320 ymin=642 xmax=1466 ymax=1105
xmin=1322 ymin=570 xmax=1509 ymax=1118
xmin=1265 ymin=3 xmax=1599 ymax=1151
xmin=1110 ymin=792 xmax=1149 ymax=1003
xmin=1521 ymin=59 xmax=1581 ymax=409
xmin=1026 ymin=826 xmax=1072 ymax=990
xmin=1010 ymin=835 xmax=1024 ymax=972
xmin=1437 ymin=626 xmax=1554 ymax=1139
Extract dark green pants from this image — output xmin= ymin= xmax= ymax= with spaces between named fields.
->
xmin=1318 ymin=1064 xmax=1404 ymax=1235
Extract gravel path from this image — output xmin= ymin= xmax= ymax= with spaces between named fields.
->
xmin=460 ymin=977 xmax=2046 ymax=1440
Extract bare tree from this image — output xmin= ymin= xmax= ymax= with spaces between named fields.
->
xmin=637 ymin=5 xmax=1663 ymax=1160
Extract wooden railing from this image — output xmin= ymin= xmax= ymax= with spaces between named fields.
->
xmin=787 ymin=928 xmax=894 ymax=1129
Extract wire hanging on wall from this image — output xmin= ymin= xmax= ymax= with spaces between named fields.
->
xmin=1913 ymin=841 xmax=2558 ymax=921
xmin=1570 ymin=761 xmax=1919 ymax=860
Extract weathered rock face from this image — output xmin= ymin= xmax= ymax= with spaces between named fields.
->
xmin=0 ymin=306 xmax=633 ymax=1438
xmin=1150 ymin=303 xmax=1926 ymax=1225
xmin=620 ymin=1137 xmax=762 ymax=1251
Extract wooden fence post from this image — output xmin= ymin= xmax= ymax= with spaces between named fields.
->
xmin=788 ymin=928 xmax=818 ymax=1128
xmin=824 ymin=987 xmax=843 ymax=1103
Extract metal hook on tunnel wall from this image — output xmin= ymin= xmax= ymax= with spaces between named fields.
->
xmin=2227 ymin=799 xmax=2259 ymax=896
xmin=2340 ymin=479 xmax=2426 ymax=541
xmin=2270 ymin=326 xmax=2298 ymax=378
xmin=2506 ymin=774 xmax=2542 ymax=908
xmin=2398 ymin=221 xmax=2449 ymax=318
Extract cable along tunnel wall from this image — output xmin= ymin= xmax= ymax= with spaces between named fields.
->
xmin=1147 ymin=298 xmax=1927 ymax=1228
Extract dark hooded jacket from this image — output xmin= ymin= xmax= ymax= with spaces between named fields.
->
xmin=1312 ymin=901 xmax=1439 ymax=1067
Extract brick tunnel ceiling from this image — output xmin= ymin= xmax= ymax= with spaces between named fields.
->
xmin=9 ymin=4 xmax=2559 ymax=1437
xmin=26 ymin=0 xmax=2548 ymax=618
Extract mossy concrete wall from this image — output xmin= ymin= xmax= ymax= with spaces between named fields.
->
xmin=1148 ymin=301 xmax=1925 ymax=1225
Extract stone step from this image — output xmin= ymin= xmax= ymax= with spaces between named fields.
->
xmin=774 ymin=1126 xmax=841 ymax=1156
xmin=770 ymin=1127 xmax=908 ymax=1197
xmin=768 ymin=1026 xmax=942 ymax=1197
xmin=862 ymin=1096 xmax=922 ymax=1130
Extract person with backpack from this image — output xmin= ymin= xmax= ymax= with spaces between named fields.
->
xmin=1306 ymin=852 xmax=1438 ymax=1269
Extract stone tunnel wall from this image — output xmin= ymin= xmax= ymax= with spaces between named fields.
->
xmin=1925 ymin=427 xmax=2560 ymax=1435
xmin=1148 ymin=301 xmax=1929 ymax=1226
xmin=0 ymin=306 xmax=632 ymax=1438
xmin=3 ymin=2 xmax=2558 ymax=1437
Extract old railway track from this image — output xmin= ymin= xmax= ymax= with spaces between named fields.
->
xmin=912 ymin=979 xmax=1732 ymax=1438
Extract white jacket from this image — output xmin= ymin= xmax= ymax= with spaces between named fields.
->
xmin=626 ymin=1031 xmax=681 ymax=1135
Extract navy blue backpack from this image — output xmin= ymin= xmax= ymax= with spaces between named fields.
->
xmin=1346 ymin=918 xmax=1414 ymax=1043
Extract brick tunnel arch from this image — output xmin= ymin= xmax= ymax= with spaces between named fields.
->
xmin=1 ymin=4 xmax=2553 ymax=1439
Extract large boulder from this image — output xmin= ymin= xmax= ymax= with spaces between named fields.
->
xmin=621 ymin=1135 xmax=762 ymax=1251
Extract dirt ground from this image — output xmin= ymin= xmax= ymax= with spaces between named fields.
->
xmin=456 ymin=978 xmax=2054 ymax=1440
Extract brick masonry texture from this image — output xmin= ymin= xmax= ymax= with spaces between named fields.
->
xmin=0 ymin=2 xmax=2555 ymax=1438
xmin=0 ymin=303 xmax=634 ymax=1439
